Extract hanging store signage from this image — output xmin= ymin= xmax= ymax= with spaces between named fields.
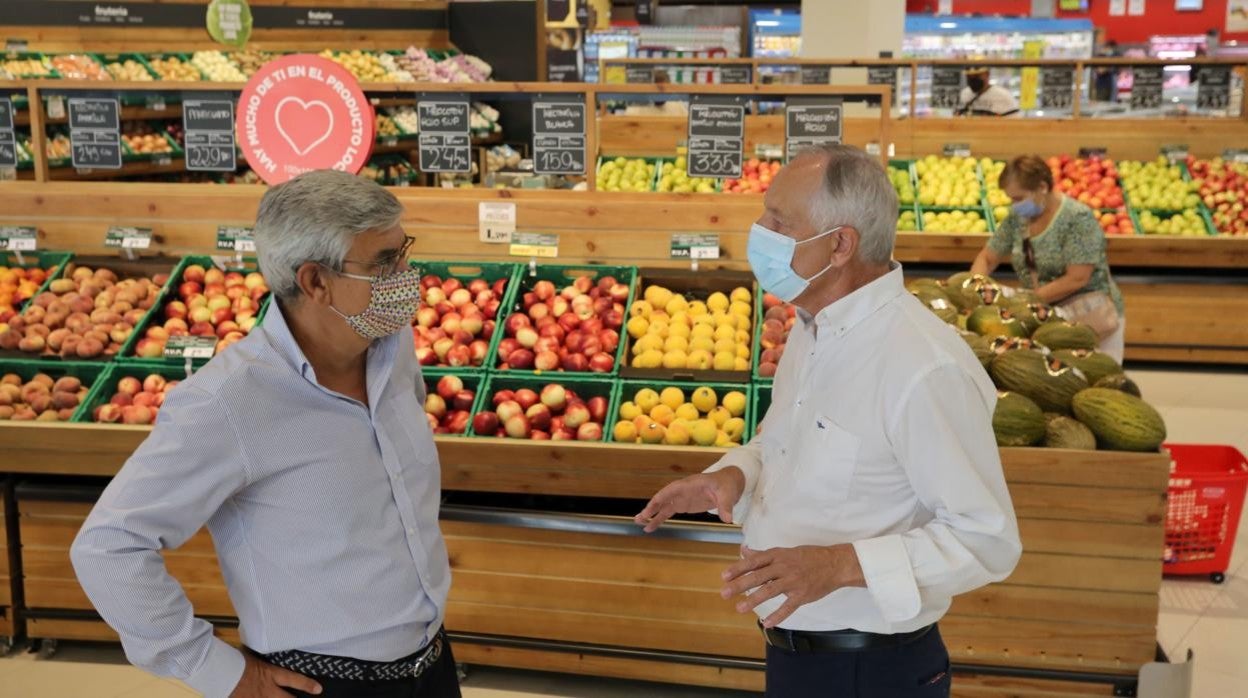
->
xmin=532 ymin=98 xmax=587 ymax=176
xmin=1130 ymin=66 xmax=1164 ymax=110
xmin=1040 ymin=67 xmax=1075 ymax=109
xmin=931 ymin=66 xmax=963 ymax=110
xmin=0 ymin=226 xmax=37 ymax=252
xmin=687 ymin=97 xmax=744 ymax=179
xmin=236 ymin=54 xmax=374 ymax=185
xmin=720 ymin=66 xmax=753 ymax=85
xmin=2 ymin=2 xmax=445 ymax=30
xmin=785 ymin=98 xmax=842 ymax=160
xmin=416 ymin=95 xmax=471 ymax=173
xmin=184 ymin=99 xmax=238 ymax=172
xmin=867 ymin=66 xmax=897 ymax=102
xmin=1197 ymin=66 xmax=1232 ymax=110
xmin=206 ymin=0 xmax=252 ymax=49
xmin=800 ymin=65 xmax=832 ymax=85
xmin=0 ymin=98 xmax=16 ymax=169
xmin=68 ymin=97 xmax=123 ymax=170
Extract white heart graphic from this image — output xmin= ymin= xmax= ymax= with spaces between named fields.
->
xmin=274 ymin=97 xmax=335 ymax=156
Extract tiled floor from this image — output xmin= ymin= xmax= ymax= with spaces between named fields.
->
xmin=1 ymin=367 xmax=1245 ymax=697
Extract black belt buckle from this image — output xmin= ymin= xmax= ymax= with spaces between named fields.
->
xmin=762 ymin=625 xmax=811 ymax=654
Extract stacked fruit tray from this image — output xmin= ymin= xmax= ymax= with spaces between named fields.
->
xmin=1187 ymin=155 xmax=1248 ymax=236
xmin=610 ymin=381 xmax=752 ymax=448
xmin=410 ymin=260 xmax=521 ymax=372
xmin=889 ymin=160 xmax=921 ymax=232
xmin=913 ymin=155 xmax=994 ymax=235
xmin=1120 ymin=157 xmax=1214 ymax=237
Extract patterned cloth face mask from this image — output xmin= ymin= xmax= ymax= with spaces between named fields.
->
xmin=328 ymin=267 xmax=423 ymax=339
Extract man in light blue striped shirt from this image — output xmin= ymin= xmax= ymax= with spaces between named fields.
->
xmin=72 ymin=171 xmax=458 ymax=698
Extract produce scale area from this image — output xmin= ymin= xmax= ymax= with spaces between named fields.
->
xmin=1 ymin=2 xmax=1246 ymax=697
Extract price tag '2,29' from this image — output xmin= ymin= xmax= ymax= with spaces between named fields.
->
xmin=105 ymin=226 xmax=153 ymax=251
xmin=0 ymin=225 xmax=37 ymax=252
xmin=164 ymin=335 xmax=217 ymax=360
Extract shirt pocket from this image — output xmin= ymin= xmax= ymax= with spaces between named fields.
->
xmin=792 ymin=414 xmax=860 ymax=506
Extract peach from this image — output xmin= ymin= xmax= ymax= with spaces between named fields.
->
xmin=18 ymin=335 xmax=46 ymax=352
xmin=182 ymin=264 xmax=207 ymax=284
xmin=96 ymin=404 xmax=122 ymax=423
xmin=122 ymin=405 xmax=154 ymax=425
xmin=117 ymin=376 xmax=142 ymax=396
xmin=48 ymin=278 xmax=77 ymax=294
xmin=51 ymin=392 xmax=79 ymax=410
xmin=142 ymin=374 xmax=167 ymax=393
xmin=0 ymin=405 xmax=14 ymax=419
xmin=27 ymin=393 xmax=51 ymax=413
xmin=71 ymin=266 xmax=95 ymax=282
xmin=244 ymin=272 xmax=266 ymax=290
xmin=1 ymin=373 xmax=19 ymax=386
xmin=57 ymin=407 xmax=76 ymax=421
xmin=36 ymin=409 xmax=60 ymax=422
xmin=133 ymin=392 xmax=158 ymax=408
xmin=0 ymin=329 xmax=21 ymax=350
xmin=25 ymin=323 xmax=50 ymax=338
xmin=109 ymin=326 xmax=132 ymax=344
xmin=54 ymin=376 xmax=82 ymax=393
xmin=109 ymin=392 xmax=133 ymax=407
xmin=59 ymin=336 xmax=81 ymax=358
xmin=10 ymin=406 xmax=36 ymax=421
xmin=135 ymin=338 xmax=164 ymax=358
xmin=23 ymin=305 xmax=46 ymax=323
xmin=75 ymin=337 xmax=104 ymax=358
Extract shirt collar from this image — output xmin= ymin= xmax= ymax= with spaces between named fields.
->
xmin=262 ymin=298 xmax=398 ymax=389
xmin=797 ymin=262 xmax=906 ymax=339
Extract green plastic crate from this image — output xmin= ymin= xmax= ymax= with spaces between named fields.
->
xmin=494 ymin=263 xmax=636 ymax=377
xmin=1 ymin=52 xmax=59 ymax=79
xmin=620 ymin=267 xmax=755 ymax=384
xmin=917 ymin=206 xmax=995 ymax=236
xmin=888 ymin=159 xmax=919 ymax=212
xmin=1 ymin=255 xmax=180 ymax=363
xmin=408 ymin=259 xmax=521 ymax=374
xmin=897 ymin=203 xmax=922 ymax=233
xmin=749 ymin=291 xmax=794 ymax=385
xmin=610 ymin=379 xmax=752 ymax=448
xmin=1 ymin=251 xmax=73 ymax=311
xmin=0 ymin=360 xmax=109 ymax=422
xmin=420 ymin=370 xmax=488 ymax=437
xmin=121 ymin=123 xmax=184 ymax=162
xmin=143 ymin=53 xmax=206 ymax=81
xmin=749 ymin=383 xmax=773 ymax=440
xmin=471 ymin=373 xmax=619 ymax=441
xmin=596 ymin=155 xmax=663 ymax=193
xmin=119 ymin=255 xmax=272 ymax=366
xmin=94 ymin=53 xmax=161 ymax=81
xmin=74 ymin=361 xmax=195 ymax=423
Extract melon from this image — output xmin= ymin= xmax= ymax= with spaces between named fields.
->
xmin=962 ymin=333 xmax=995 ymax=367
xmin=989 ymin=350 xmax=1089 ymax=414
xmin=907 ymin=278 xmax=948 ymax=297
xmin=912 ymin=290 xmax=958 ymax=324
xmin=1044 ymin=415 xmax=1097 ymax=450
xmin=1053 ymin=349 xmax=1122 ymax=386
xmin=993 ymin=392 xmax=1046 ymax=447
xmin=967 ymin=305 xmax=1030 ymax=338
xmin=1032 ymin=321 xmax=1098 ymax=351
xmin=1003 ymin=299 xmax=1055 ymax=334
xmin=1071 ymin=388 xmax=1167 ymax=452
xmin=946 ymin=273 xmax=1001 ymax=311
xmin=988 ymin=336 xmax=1045 ymax=357
xmin=1094 ymin=373 xmax=1143 ymax=398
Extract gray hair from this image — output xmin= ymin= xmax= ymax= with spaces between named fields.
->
xmin=254 ymin=170 xmax=404 ymax=301
xmin=796 ymin=144 xmax=898 ymax=265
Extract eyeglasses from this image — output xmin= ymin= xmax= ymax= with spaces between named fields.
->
xmin=340 ymin=235 xmax=415 ymax=275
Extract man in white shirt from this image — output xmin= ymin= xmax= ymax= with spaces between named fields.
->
xmin=956 ymin=67 xmax=1019 ymax=116
xmin=635 ymin=145 xmax=1021 ymax=697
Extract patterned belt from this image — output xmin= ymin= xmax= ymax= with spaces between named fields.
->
xmin=261 ymin=630 xmax=444 ymax=682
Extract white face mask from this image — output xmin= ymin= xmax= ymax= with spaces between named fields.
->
xmin=746 ymin=223 xmax=842 ymax=303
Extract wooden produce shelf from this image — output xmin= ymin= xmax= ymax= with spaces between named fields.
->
xmin=1 ymin=422 xmax=1168 ymax=696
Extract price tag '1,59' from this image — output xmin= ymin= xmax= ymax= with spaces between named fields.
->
xmin=105 ymin=226 xmax=153 ymax=250
xmin=0 ymin=225 xmax=37 ymax=252
xmin=510 ymin=232 xmax=559 ymax=258
xmin=164 ymin=335 xmax=217 ymax=360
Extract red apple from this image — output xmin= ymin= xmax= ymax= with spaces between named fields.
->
xmin=540 ymin=384 xmax=568 ymax=411
xmin=504 ymin=414 xmax=530 ymax=439
xmin=469 ymin=340 xmax=489 ymax=365
xmin=437 ymin=375 xmax=463 ymax=400
xmin=504 ymin=313 xmax=531 ymax=335
xmin=447 ymin=411 xmax=471 ymax=435
xmin=453 ymin=389 xmax=476 ymax=412
xmin=525 ymin=403 xmax=553 ymax=431
xmin=415 ymin=346 xmax=437 ymax=365
xmin=576 ymin=422 xmax=604 ymax=442
xmin=551 ymin=428 xmax=576 ymax=441
xmin=534 ymin=280 xmax=557 ymax=301
xmin=562 ymin=353 xmax=588 ymax=372
xmin=472 ymin=411 xmax=500 ymax=435
xmin=492 ymin=389 xmax=515 ymax=407
xmin=586 ymin=396 xmax=608 ymax=423
xmin=508 ymin=349 xmax=535 ymax=370
xmin=446 ymin=345 xmax=471 ymax=367
xmin=514 ymin=388 xmax=539 ymax=411
xmin=188 ymin=321 xmax=215 ymax=337
xmin=424 ymin=394 xmax=447 ymax=419
xmin=178 ymin=281 xmax=202 ymax=298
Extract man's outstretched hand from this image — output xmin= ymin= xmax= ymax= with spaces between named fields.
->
xmin=634 ymin=467 xmax=745 ymax=533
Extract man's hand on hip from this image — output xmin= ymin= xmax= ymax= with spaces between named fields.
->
xmin=634 ymin=467 xmax=746 ymax=532
xmin=721 ymin=544 xmax=867 ymax=629
xmin=230 ymin=653 xmax=322 ymax=698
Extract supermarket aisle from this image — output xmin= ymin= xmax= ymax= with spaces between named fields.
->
xmin=0 ymin=368 xmax=1244 ymax=698
xmin=1136 ymin=367 xmax=1248 ymax=698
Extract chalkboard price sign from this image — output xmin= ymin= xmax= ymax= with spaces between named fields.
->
xmin=720 ymin=65 xmax=752 ymax=85
xmin=68 ymin=97 xmax=122 ymax=169
xmin=183 ymin=99 xmax=237 ymax=172
xmin=0 ymin=98 xmax=16 ymax=169
xmin=532 ymin=99 xmax=587 ymax=176
xmin=1130 ymin=66 xmax=1164 ymax=110
xmin=686 ymin=98 xmax=744 ymax=179
xmin=1040 ymin=68 xmax=1075 ymax=110
xmin=785 ymin=98 xmax=843 ymax=160
xmin=931 ymin=67 xmax=964 ymax=110
xmin=625 ymin=65 xmax=655 ymax=84
xmin=1197 ymin=66 xmax=1231 ymax=110
xmin=417 ymin=98 xmax=471 ymax=173
xmin=867 ymin=66 xmax=897 ymax=102
xmin=800 ymin=64 xmax=832 ymax=85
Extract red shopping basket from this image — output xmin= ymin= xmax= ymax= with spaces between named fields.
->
xmin=1163 ymin=443 xmax=1248 ymax=583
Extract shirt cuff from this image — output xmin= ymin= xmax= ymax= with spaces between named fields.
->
xmin=853 ymin=534 xmax=922 ymax=624
xmin=184 ymin=637 xmax=247 ymax=698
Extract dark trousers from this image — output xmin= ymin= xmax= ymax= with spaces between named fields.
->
xmin=290 ymin=639 xmax=461 ymax=698
xmin=765 ymin=625 xmax=951 ymax=698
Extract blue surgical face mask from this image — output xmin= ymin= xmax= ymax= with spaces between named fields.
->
xmin=747 ymin=223 xmax=842 ymax=303
xmin=1012 ymin=197 xmax=1044 ymax=219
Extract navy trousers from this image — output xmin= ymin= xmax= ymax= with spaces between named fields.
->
xmin=765 ymin=625 xmax=951 ymax=698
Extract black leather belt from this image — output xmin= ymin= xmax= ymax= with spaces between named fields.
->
xmin=762 ymin=623 xmax=934 ymax=654
xmin=259 ymin=629 xmax=444 ymax=682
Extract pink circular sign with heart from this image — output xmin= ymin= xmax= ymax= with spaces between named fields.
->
xmin=236 ymin=54 xmax=375 ymax=185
